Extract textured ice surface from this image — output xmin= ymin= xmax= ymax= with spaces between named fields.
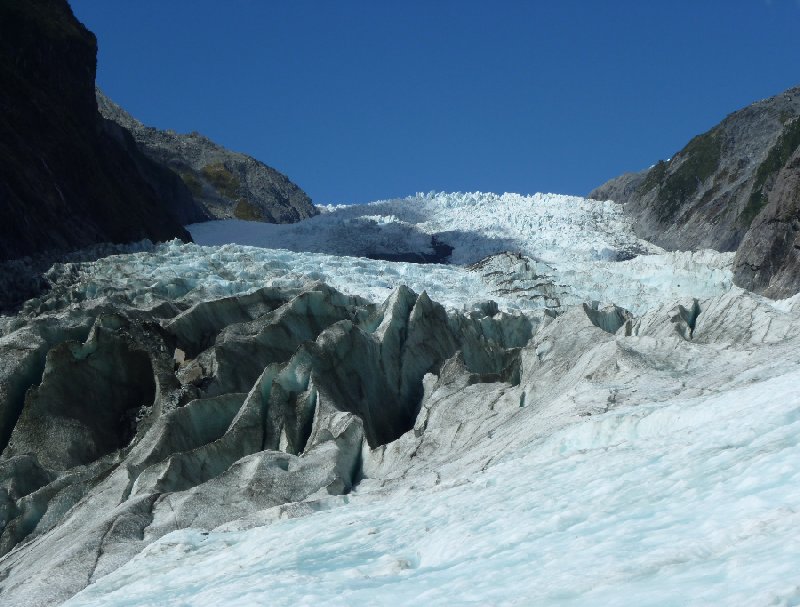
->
xmin=65 ymin=364 xmax=800 ymax=606
xmin=32 ymin=241 xmax=734 ymax=318
xmin=183 ymin=191 xmax=734 ymax=315
xmin=37 ymin=190 xmax=736 ymax=319
xmin=39 ymin=191 xmax=799 ymax=605
xmin=188 ymin=191 xmax=661 ymax=265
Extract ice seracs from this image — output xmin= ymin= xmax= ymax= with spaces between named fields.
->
xmin=20 ymin=239 xmax=734 ymax=318
xmin=188 ymin=191 xmax=662 ymax=265
xmin=59 ymin=275 xmax=800 ymax=607
xmin=23 ymin=189 xmax=735 ymax=319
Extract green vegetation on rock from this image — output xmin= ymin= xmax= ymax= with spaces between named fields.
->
xmin=742 ymin=117 xmax=800 ymax=227
xmin=201 ymin=163 xmax=240 ymax=199
xmin=637 ymin=160 xmax=667 ymax=195
xmin=233 ymin=199 xmax=262 ymax=221
xmin=653 ymin=128 xmax=723 ymax=222
xmin=179 ymin=171 xmax=204 ymax=197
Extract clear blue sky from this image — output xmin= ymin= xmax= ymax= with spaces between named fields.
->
xmin=71 ymin=0 xmax=800 ymax=205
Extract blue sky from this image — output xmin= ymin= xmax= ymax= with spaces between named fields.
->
xmin=71 ymin=0 xmax=800 ymax=205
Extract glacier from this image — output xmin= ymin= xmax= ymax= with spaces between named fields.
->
xmin=2 ymin=191 xmax=800 ymax=606
xmin=21 ymin=192 xmax=735 ymax=319
xmin=22 ymin=239 xmax=733 ymax=320
xmin=187 ymin=191 xmax=662 ymax=265
xmin=65 ymin=366 xmax=800 ymax=606
xmin=186 ymin=191 xmax=736 ymax=315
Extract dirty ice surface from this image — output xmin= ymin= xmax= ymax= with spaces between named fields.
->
xmin=66 ymin=364 xmax=800 ymax=606
xmin=54 ymin=191 xmax=800 ymax=606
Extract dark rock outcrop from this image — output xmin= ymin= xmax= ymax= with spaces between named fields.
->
xmin=588 ymin=170 xmax=647 ymax=208
xmin=732 ymin=145 xmax=800 ymax=297
xmin=0 ymin=0 xmax=196 ymax=263
xmin=590 ymin=85 xmax=800 ymax=297
xmin=97 ymin=89 xmax=319 ymax=224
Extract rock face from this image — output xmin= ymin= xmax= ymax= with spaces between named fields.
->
xmin=590 ymin=85 xmax=800 ymax=297
xmin=97 ymin=90 xmax=319 ymax=224
xmin=0 ymin=0 xmax=197 ymax=263
xmin=588 ymin=170 xmax=647 ymax=208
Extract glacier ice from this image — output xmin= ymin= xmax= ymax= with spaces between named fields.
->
xmin=189 ymin=191 xmax=662 ymax=265
xmin=64 ymin=337 xmax=800 ymax=606
xmin=7 ymin=191 xmax=736 ymax=323
xmin=3 ymin=191 xmax=800 ymax=607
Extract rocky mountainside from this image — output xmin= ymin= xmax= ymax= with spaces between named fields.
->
xmin=0 ymin=0 xmax=198 ymax=263
xmin=97 ymin=90 xmax=318 ymax=224
xmin=733 ymin=142 xmax=800 ymax=297
xmin=590 ymin=85 xmax=800 ymax=298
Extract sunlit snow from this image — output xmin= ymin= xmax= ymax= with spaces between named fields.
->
xmin=43 ymin=240 xmax=734 ymax=318
xmin=188 ymin=191 xmax=660 ymax=264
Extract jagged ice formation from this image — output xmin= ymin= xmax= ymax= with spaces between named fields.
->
xmin=1 ymin=192 xmax=799 ymax=606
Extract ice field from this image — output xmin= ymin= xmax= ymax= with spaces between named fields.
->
xmin=66 ymin=358 xmax=800 ymax=606
xmin=21 ymin=192 xmax=800 ymax=606
xmin=32 ymin=192 xmax=736 ymax=318
xmin=189 ymin=191 xmax=661 ymax=265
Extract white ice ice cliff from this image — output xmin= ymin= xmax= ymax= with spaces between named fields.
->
xmin=1 ymin=193 xmax=799 ymax=606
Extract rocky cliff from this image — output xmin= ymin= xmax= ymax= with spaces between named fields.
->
xmin=590 ymin=86 xmax=800 ymax=298
xmin=733 ymin=144 xmax=800 ymax=297
xmin=97 ymin=90 xmax=318 ymax=224
xmin=0 ymin=0 xmax=198 ymax=263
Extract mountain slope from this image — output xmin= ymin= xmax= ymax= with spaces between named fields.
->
xmin=590 ymin=85 xmax=800 ymax=297
xmin=732 ymin=130 xmax=800 ymax=297
xmin=0 ymin=0 xmax=196 ymax=262
xmin=97 ymin=90 xmax=318 ymax=224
